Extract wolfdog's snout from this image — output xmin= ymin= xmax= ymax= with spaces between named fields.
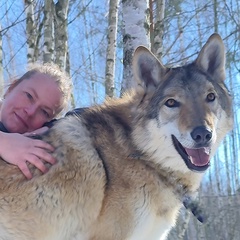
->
xmin=191 ymin=126 xmax=212 ymax=145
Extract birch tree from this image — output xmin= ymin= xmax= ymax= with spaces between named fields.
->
xmin=24 ymin=0 xmax=37 ymax=63
xmin=105 ymin=0 xmax=119 ymax=98
xmin=151 ymin=0 xmax=165 ymax=59
xmin=43 ymin=0 xmax=70 ymax=68
xmin=121 ymin=0 xmax=151 ymax=93
xmin=43 ymin=0 xmax=54 ymax=63
xmin=54 ymin=0 xmax=69 ymax=71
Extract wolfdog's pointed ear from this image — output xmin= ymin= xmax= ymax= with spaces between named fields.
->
xmin=132 ymin=46 xmax=167 ymax=92
xmin=195 ymin=33 xmax=226 ymax=82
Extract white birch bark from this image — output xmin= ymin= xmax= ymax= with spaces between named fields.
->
xmin=43 ymin=0 xmax=54 ymax=63
xmin=54 ymin=0 xmax=69 ymax=70
xmin=121 ymin=0 xmax=151 ymax=93
xmin=24 ymin=0 xmax=36 ymax=63
xmin=105 ymin=0 xmax=119 ymax=98
xmin=152 ymin=0 xmax=165 ymax=59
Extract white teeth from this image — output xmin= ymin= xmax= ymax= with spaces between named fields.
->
xmin=204 ymin=147 xmax=210 ymax=155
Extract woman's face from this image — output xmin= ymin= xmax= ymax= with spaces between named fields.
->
xmin=0 ymin=73 xmax=63 ymax=133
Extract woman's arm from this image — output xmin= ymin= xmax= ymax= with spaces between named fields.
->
xmin=0 ymin=131 xmax=56 ymax=179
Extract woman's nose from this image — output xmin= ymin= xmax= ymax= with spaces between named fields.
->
xmin=24 ymin=104 xmax=38 ymax=116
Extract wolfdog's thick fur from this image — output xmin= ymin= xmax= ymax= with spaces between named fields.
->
xmin=0 ymin=34 xmax=233 ymax=240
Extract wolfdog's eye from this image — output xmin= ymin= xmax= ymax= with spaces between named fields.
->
xmin=165 ymin=99 xmax=180 ymax=108
xmin=206 ymin=93 xmax=215 ymax=102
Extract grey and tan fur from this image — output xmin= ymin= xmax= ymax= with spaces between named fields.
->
xmin=0 ymin=34 xmax=233 ymax=240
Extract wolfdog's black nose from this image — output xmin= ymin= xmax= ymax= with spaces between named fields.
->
xmin=191 ymin=126 xmax=212 ymax=145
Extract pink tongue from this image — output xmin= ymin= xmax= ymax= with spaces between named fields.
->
xmin=185 ymin=148 xmax=210 ymax=166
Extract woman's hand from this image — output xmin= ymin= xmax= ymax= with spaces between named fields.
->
xmin=0 ymin=130 xmax=56 ymax=179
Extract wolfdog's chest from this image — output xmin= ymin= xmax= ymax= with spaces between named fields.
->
xmin=127 ymin=187 xmax=181 ymax=240
xmin=96 ymin=156 xmax=182 ymax=240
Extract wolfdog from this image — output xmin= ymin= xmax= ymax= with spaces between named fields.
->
xmin=0 ymin=33 xmax=233 ymax=240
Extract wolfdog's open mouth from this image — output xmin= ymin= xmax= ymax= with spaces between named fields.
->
xmin=171 ymin=135 xmax=210 ymax=172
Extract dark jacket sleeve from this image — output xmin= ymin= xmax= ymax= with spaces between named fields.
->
xmin=0 ymin=122 xmax=9 ymax=133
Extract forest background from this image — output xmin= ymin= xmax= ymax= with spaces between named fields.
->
xmin=0 ymin=0 xmax=239 ymax=239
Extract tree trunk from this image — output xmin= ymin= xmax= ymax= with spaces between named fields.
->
xmin=54 ymin=0 xmax=69 ymax=71
xmin=24 ymin=0 xmax=37 ymax=63
xmin=121 ymin=0 xmax=151 ymax=94
xmin=152 ymin=0 xmax=165 ymax=60
xmin=43 ymin=0 xmax=54 ymax=63
xmin=105 ymin=0 xmax=119 ymax=98
xmin=213 ymin=0 xmax=218 ymax=32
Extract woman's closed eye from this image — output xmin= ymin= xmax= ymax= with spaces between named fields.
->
xmin=41 ymin=109 xmax=50 ymax=118
xmin=25 ymin=92 xmax=33 ymax=101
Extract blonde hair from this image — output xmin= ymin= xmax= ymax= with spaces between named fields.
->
xmin=7 ymin=63 xmax=73 ymax=116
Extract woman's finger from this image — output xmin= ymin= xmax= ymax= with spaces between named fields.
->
xmin=33 ymin=139 xmax=55 ymax=152
xmin=17 ymin=162 xmax=33 ymax=180
xmin=31 ymin=147 xmax=56 ymax=165
xmin=27 ymin=155 xmax=49 ymax=174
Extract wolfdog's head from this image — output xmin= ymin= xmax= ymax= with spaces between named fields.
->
xmin=131 ymin=34 xmax=233 ymax=174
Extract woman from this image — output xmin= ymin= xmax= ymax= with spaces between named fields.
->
xmin=0 ymin=63 xmax=72 ymax=179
